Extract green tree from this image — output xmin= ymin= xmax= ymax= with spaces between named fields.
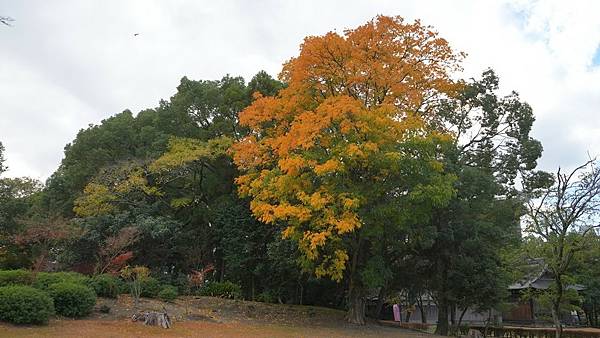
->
xmin=422 ymin=69 xmax=544 ymax=335
xmin=232 ymin=16 xmax=463 ymax=324
xmin=0 ymin=144 xmax=44 ymax=268
xmin=577 ymin=233 xmax=600 ymax=327
xmin=525 ymin=159 xmax=600 ymax=338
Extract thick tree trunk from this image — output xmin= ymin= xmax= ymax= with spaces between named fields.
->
xmin=435 ymin=300 xmax=450 ymax=336
xmin=347 ymin=286 xmax=366 ymax=325
xmin=346 ymin=232 xmax=365 ymax=325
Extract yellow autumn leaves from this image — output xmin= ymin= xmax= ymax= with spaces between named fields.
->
xmin=73 ymin=136 xmax=232 ymax=217
xmin=231 ymin=15 xmax=463 ymax=281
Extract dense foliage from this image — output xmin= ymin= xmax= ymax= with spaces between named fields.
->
xmin=1 ymin=15 xmax=599 ymax=334
xmin=199 ymin=281 xmax=242 ymax=299
xmin=158 ymin=285 xmax=178 ymax=302
xmin=48 ymin=282 xmax=97 ymax=318
xmin=0 ymin=285 xmax=54 ymax=324
xmin=87 ymin=274 xmax=120 ymax=298
xmin=0 ymin=269 xmax=34 ymax=287
xmin=32 ymin=271 xmax=89 ymax=291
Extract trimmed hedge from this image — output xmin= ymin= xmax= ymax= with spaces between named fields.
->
xmin=0 ymin=285 xmax=54 ymax=324
xmin=33 ymin=272 xmax=89 ymax=291
xmin=140 ymin=277 xmax=161 ymax=298
xmin=199 ymin=281 xmax=242 ymax=299
xmin=0 ymin=270 xmax=34 ymax=287
xmin=158 ymin=285 xmax=178 ymax=302
xmin=48 ymin=282 xmax=96 ymax=318
xmin=87 ymin=274 xmax=119 ymax=298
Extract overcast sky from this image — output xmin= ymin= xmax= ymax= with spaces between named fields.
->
xmin=1 ymin=0 xmax=599 ymax=180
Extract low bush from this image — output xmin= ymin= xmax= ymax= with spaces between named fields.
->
xmin=0 ymin=285 xmax=54 ymax=324
xmin=140 ymin=277 xmax=161 ymax=298
xmin=48 ymin=282 xmax=96 ymax=318
xmin=33 ymin=272 xmax=89 ymax=291
xmin=256 ymin=291 xmax=277 ymax=303
xmin=87 ymin=274 xmax=119 ymax=298
xmin=158 ymin=285 xmax=178 ymax=302
xmin=117 ymin=278 xmax=130 ymax=294
xmin=0 ymin=269 xmax=34 ymax=287
xmin=198 ymin=281 xmax=242 ymax=299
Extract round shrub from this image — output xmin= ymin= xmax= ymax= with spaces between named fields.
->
xmin=87 ymin=274 xmax=119 ymax=298
xmin=33 ymin=272 xmax=89 ymax=291
xmin=158 ymin=285 xmax=178 ymax=302
xmin=0 ymin=270 xmax=34 ymax=287
xmin=117 ymin=278 xmax=130 ymax=294
xmin=199 ymin=281 xmax=242 ymax=299
xmin=0 ymin=285 xmax=54 ymax=324
xmin=48 ymin=282 xmax=96 ymax=318
xmin=140 ymin=277 xmax=161 ymax=298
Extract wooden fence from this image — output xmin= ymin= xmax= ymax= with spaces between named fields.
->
xmin=465 ymin=326 xmax=600 ymax=338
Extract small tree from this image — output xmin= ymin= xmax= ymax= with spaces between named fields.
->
xmin=121 ymin=265 xmax=150 ymax=308
xmin=13 ymin=215 xmax=79 ymax=272
xmin=96 ymin=226 xmax=140 ymax=274
xmin=525 ymin=159 xmax=600 ymax=338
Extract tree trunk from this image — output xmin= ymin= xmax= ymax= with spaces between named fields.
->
xmin=435 ymin=300 xmax=450 ymax=336
xmin=552 ymin=275 xmax=564 ymax=338
xmin=457 ymin=307 xmax=468 ymax=328
xmin=551 ymin=303 xmax=562 ymax=338
xmin=593 ymin=301 xmax=599 ymax=327
xmin=592 ymin=300 xmax=598 ymax=327
xmin=374 ymin=286 xmax=386 ymax=320
xmin=418 ymin=297 xmax=428 ymax=323
xmin=347 ymin=286 xmax=366 ymax=325
xmin=298 ymin=281 xmax=304 ymax=305
xmin=346 ymin=232 xmax=365 ymax=325
xmin=251 ymin=275 xmax=255 ymax=301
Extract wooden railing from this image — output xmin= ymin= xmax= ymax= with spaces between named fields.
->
xmin=464 ymin=326 xmax=600 ymax=338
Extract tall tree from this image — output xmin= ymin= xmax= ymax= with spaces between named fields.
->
xmin=232 ymin=15 xmax=463 ymax=324
xmin=577 ymin=233 xmax=600 ymax=327
xmin=525 ymin=159 xmax=600 ymax=338
xmin=423 ymin=70 xmax=544 ymax=335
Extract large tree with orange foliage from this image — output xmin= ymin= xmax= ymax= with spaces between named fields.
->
xmin=231 ymin=15 xmax=464 ymax=324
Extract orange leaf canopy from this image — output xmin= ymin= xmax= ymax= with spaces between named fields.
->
xmin=232 ymin=16 xmax=462 ymax=281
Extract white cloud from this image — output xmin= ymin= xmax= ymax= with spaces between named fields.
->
xmin=0 ymin=0 xmax=599 ymax=178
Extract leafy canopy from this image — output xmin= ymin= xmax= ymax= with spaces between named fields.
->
xmin=232 ymin=15 xmax=463 ymax=281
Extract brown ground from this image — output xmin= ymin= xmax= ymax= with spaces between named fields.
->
xmin=0 ymin=295 xmax=435 ymax=337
